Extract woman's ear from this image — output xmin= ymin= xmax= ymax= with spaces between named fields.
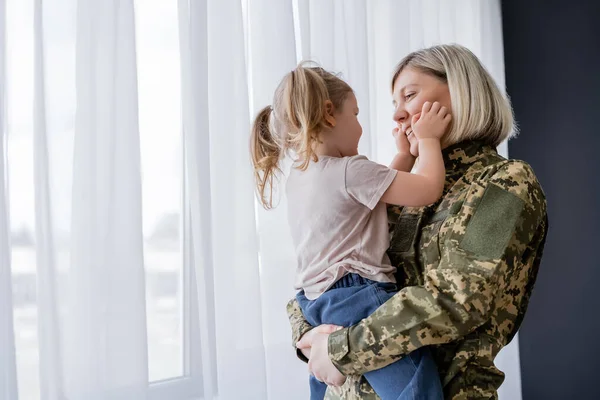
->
xmin=324 ymin=100 xmax=336 ymax=127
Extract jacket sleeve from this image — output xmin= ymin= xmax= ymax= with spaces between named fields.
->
xmin=286 ymin=297 xmax=314 ymax=363
xmin=327 ymin=161 xmax=547 ymax=375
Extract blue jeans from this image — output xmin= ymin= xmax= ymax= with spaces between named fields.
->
xmin=296 ymin=273 xmax=443 ymax=400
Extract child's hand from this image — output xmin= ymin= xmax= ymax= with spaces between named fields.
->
xmin=411 ymin=101 xmax=451 ymax=141
xmin=392 ymin=126 xmax=411 ymax=156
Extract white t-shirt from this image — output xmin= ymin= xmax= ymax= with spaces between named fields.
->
xmin=286 ymin=155 xmax=398 ymax=300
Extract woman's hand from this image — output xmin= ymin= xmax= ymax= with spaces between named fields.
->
xmin=296 ymin=324 xmax=346 ymax=386
xmin=298 ymin=331 xmax=347 ymax=387
xmin=296 ymin=324 xmax=341 ymax=359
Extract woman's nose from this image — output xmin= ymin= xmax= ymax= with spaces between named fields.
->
xmin=393 ymin=107 xmax=407 ymax=124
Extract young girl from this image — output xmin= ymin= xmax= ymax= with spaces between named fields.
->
xmin=250 ymin=64 xmax=450 ymax=400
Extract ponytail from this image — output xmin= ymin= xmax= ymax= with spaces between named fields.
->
xmin=251 ymin=105 xmax=280 ymax=209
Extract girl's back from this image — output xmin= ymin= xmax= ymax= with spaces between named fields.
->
xmin=286 ymin=154 xmax=396 ymax=300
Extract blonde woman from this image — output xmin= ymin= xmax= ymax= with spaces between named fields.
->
xmin=288 ymin=44 xmax=548 ymax=400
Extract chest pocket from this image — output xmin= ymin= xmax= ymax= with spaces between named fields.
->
xmin=388 ymin=202 xmax=463 ymax=286
xmin=419 ymin=211 xmax=448 ymax=269
xmin=387 ymin=208 xmax=430 ymax=286
xmin=421 ymin=200 xmax=465 ymax=267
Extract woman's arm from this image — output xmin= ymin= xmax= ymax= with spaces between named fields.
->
xmin=286 ymin=298 xmax=314 ymax=362
xmin=326 ymin=160 xmax=548 ymax=376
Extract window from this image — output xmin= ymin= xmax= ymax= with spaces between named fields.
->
xmin=7 ymin=0 xmax=202 ymax=398
xmin=135 ymin=0 xmax=202 ymax=397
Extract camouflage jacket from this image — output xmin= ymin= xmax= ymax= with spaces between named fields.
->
xmin=286 ymin=141 xmax=548 ymax=400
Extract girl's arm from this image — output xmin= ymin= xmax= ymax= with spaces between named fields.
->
xmin=381 ymin=138 xmax=444 ymax=207
xmin=381 ymin=102 xmax=449 ymax=207
xmin=389 ymin=153 xmax=416 ymax=172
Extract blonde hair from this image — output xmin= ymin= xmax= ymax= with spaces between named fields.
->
xmin=391 ymin=44 xmax=516 ymax=148
xmin=250 ymin=63 xmax=353 ymax=209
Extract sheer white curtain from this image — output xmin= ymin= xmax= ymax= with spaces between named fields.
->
xmin=4 ymin=0 xmax=176 ymax=399
xmin=0 ymin=1 xmax=520 ymax=400
xmin=0 ymin=0 xmax=19 ymax=396
xmin=65 ymin=0 xmax=149 ymax=398
xmin=178 ymin=0 xmax=270 ymax=398
xmin=34 ymin=0 xmax=148 ymax=398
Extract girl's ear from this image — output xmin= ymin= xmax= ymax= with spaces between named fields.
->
xmin=324 ymin=100 xmax=336 ymax=127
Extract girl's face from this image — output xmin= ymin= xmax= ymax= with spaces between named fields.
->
xmin=329 ymin=93 xmax=363 ymax=157
xmin=392 ymin=68 xmax=452 ymax=157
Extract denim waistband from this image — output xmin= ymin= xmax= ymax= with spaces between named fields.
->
xmin=330 ymin=273 xmax=377 ymax=289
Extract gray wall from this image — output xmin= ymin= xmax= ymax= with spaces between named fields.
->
xmin=502 ymin=1 xmax=600 ymax=399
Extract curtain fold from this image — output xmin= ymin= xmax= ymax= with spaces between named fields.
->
xmin=0 ymin=0 xmax=19 ymax=397
xmin=207 ymin=0 xmax=268 ymax=398
xmin=177 ymin=0 xmax=217 ymax=398
xmin=33 ymin=0 xmax=63 ymax=397
xmin=65 ymin=0 xmax=149 ymax=398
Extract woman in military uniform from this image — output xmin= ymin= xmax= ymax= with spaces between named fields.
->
xmin=287 ymin=44 xmax=548 ymax=400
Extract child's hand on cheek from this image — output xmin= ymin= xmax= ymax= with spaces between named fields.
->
xmin=412 ymin=101 xmax=451 ymax=141
xmin=392 ymin=127 xmax=412 ymax=156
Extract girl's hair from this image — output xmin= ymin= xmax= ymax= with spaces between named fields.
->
xmin=250 ymin=63 xmax=353 ymax=209
xmin=391 ymin=44 xmax=516 ymax=148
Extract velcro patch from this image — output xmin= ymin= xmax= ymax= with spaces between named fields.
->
xmin=460 ymin=184 xmax=524 ymax=259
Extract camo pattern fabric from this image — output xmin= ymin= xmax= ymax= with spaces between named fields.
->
xmin=286 ymin=141 xmax=548 ymax=400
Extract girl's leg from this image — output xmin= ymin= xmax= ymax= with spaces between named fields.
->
xmin=309 ymin=375 xmax=328 ymax=400
xmin=297 ymin=274 xmax=443 ymax=399
xmin=359 ymin=282 xmax=443 ymax=399
xmin=362 ymin=347 xmax=443 ymax=400
xmin=297 ymin=274 xmax=390 ymax=400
